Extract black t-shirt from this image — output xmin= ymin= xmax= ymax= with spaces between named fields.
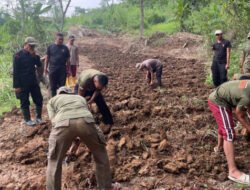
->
xmin=47 ymin=44 xmax=70 ymax=72
xmin=212 ymin=39 xmax=231 ymax=63
xmin=13 ymin=49 xmax=41 ymax=88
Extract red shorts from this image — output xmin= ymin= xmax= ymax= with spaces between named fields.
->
xmin=208 ymin=100 xmax=235 ymax=141
xmin=67 ymin=65 xmax=77 ymax=77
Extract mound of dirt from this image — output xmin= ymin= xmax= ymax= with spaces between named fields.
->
xmin=0 ymin=32 xmax=247 ymax=190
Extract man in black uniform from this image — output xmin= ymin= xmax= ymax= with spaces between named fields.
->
xmin=211 ymin=30 xmax=232 ymax=87
xmin=13 ymin=37 xmax=43 ymax=126
xmin=45 ymin=33 xmax=70 ymax=97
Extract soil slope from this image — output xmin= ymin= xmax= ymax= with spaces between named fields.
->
xmin=0 ymin=29 xmax=249 ymax=190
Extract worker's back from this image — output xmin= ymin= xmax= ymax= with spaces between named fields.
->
xmin=47 ymin=94 xmax=94 ymax=124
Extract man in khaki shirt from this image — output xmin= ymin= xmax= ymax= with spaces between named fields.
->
xmin=77 ymin=69 xmax=113 ymax=126
xmin=46 ymin=86 xmax=112 ymax=190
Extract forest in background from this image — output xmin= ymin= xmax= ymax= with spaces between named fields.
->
xmin=0 ymin=0 xmax=249 ymax=114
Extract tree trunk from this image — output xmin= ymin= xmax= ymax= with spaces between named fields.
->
xmin=57 ymin=0 xmax=72 ymax=32
xmin=140 ymin=0 xmax=144 ymax=38
xmin=19 ymin=0 xmax=26 ymax=32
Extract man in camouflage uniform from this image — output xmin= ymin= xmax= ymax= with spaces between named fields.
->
xmin=208 ymin=80 xmax=250 ymax=185
xmin=46 ymin=86 xmax=112 ymax=190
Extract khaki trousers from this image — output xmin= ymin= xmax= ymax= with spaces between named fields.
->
xmin=46 ymin=118 xmax=112 ymax=190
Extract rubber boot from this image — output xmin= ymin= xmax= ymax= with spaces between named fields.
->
xmin=71 ymin=77 xmax=76 ymax=90
xmin=72 ymin=77 xmax=76 ymax=86
xmin=36 ymin=106 xmax=44 ymax=124
xmin=69 ymin=76 xmax=73 ymax=87
xmin=66 ymin=77 xmax=70 ymax=87
xmin=22 ymin=108 xmax=31 ymax=122
xmin=36 ymin=106 xmax=42 ymax=119
xmin=22 ymin=108 xmax=35 ymax=126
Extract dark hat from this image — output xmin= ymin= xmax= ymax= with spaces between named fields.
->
xmin=24 ymin=37 xmax=38 ymax=46
xmin=69 ymin=35 xmax=75 ymax=40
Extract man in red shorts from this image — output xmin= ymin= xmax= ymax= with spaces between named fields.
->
xmin=67 ymin=35 xmax=79 ymax=88
xmin=208 ymin=80 xmax=250 ymax=184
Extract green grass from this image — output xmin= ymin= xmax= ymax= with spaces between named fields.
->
xmin=0 ymin=52 xmax=19 ymax=116
xmin=145 ymin=22 xmax=180 ymax=36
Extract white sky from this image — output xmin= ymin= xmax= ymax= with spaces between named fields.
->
xmin=68 ymin=0 xmax=120 ymax=15
xmin=70 ymin=0 xmax=102 ymax=9
xmin=0 ymin=0 xmax=120 ymax=16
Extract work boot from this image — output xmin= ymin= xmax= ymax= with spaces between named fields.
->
xmin=36 ymin=118 xmax=45 ymax=125
xmin=72 ymin=77 xmax=76 ymax=86
xmin=66 ymin=76 xmax=70 ymax=88
xmin=22 ymin=108 xmax=36 ymax=126
xmin=22 ymin=108 xmax=31 ymax=121
xmin=24 ymin=120 xmax=36 ymax=126
xmin=36 ymin=106 xmax=44 ymax=124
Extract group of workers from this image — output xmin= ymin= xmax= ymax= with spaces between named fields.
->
xmin=13 ymin=32 xmax=118 ymax=190
xmin=12 ymin=29 xmax=250 ymax=189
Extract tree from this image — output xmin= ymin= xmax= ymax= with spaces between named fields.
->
xmin=49 ymin=0 xmax=72 ymax=31
xmin=74 ymin=7 xmax=86 ymax=16
xmin=1 ymin=0 xmax=51 ymax=42
xmin=140 ymin=0 xmax=144 ymax=37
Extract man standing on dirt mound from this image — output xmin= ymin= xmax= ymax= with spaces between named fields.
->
xmin=66 ymin=35 xmax=79 ymax=89
xmin=46 ymin=86 xmax=113 ymax=190
xmin=13 ymin=37 xmax=44 ymax=126
xmin=136 ymin=58 xmax=163 ymax=87
xmin=211 ymin=30 xmax=231 ymax=87
xmin=76 ymin=69 xmax=114 ymax=129
xmin=208 ymin=80 xmax=250 ymax=185
xmin=44 ymin=32 xmax=70 ymax=97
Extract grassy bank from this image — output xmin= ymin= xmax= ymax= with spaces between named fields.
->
xmin=0 ymin=52 xmax=19 ymax=115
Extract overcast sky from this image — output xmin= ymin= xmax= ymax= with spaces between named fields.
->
xmin=70 ymin=0 xmax=102 ymax=9
xmin=68 ymin=0 xmax=120 ymax=15
xmin=0 ymin=0 xmax=119 ymax=16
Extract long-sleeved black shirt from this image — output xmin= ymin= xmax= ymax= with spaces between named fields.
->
xmin=13 ymin=49 xmax=41 ymax=88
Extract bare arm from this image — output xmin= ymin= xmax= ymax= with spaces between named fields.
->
xmin=88 ymin=90 xmax=99 ymax=104
xmin=76 ymin=47 xmax=80 ymax=66
xmin=78 ymin=86 xmax=86 ymax=97
xmin=236 ymin=107 xmax=250 ymax=132
xmin=226 ymin=48 xmax=230 ymax=69
xmin=47 ymin=100 xmax=56 ymax=123
xmin=67 ymin=58 xmax=70 ymax=66
xmin=241 ymin=50 xmax=245 ymax=68
xmin=150 ymin=71 xmax=154 ymax=83
xmin=44 ymin=55 xmax=49 ymax=75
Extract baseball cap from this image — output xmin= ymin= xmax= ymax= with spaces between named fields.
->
xmin=24 ymin=37 xmax=38 ymax=46
xmin=57 ymin=86 xmax=73 ymax=95
xmin=247 ymin=32 xmax=250 ymax=39
xmin=69 ymin=35 xmax=75 ymax=40
xmin=215 ymin=30 xmax=223 ymax=35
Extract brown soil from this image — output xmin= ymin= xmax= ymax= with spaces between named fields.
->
xmin=0 ymin=31 xmax=249 ymax=190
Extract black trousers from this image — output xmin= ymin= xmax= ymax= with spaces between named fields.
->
xmin=85 ymin=90 xmax=113 ymax=125
xmin=75 ymin=84 xmax=113 ymax=125
xmin=49 ymin=67 xmax=66 ymax=97
xmin=147 ymin=65 xmax=163 ymax=86
xmin=18 ymin=84 xmax=43 ymax=121
xmin=211 ymin=60 xmax=227 ymax=87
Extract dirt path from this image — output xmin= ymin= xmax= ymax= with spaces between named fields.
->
xmin=0 ymin=30 xmax=249 ymax=190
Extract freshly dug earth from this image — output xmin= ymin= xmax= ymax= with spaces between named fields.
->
xmin=1 ymin=33 xmax=250 ymax=190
